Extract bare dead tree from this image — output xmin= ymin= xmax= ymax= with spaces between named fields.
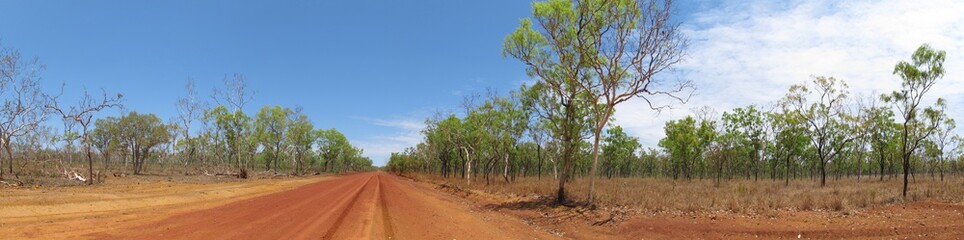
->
xmin=46 ymin=86 xmax=123 ymax=184
xmin=0 ymin=46 xmax=48 ymax=179
xmin=460 ymin=93 xmax=478 ymax=185
xmin=211 ymin=73 xmax=254 ymax=178
xmin=176 ymin=78 xmax=205 ymax=165
xmin=213 ymin=74 xmax=254 ymax=112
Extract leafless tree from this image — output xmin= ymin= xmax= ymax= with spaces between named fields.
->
xmin=176 ymin=78 xmax=205 ymax=164
xmin=213 ymin=74 xmax=254 ymax=112
xmin=0 ymin=46 xmax=49 ymax=179
xmin=47 ymin=87 xmax=123 ymax=184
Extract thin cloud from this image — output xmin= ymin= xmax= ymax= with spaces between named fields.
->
xmin=354 ymin=116 xmax=426 ymax=166
xmin=614 ymin=0 xmax=964 ymax=147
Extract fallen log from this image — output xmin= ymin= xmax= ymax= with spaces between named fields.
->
xmin=64 ymin=170 xmax=87 ymax=183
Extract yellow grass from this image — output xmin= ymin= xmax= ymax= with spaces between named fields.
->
xmin=415 ymin=173 xmax=964 ymax=214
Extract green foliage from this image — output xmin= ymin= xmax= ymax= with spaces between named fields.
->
xmin=316 ymin=128 xmax=368 ymax=172
xmin=601 ymin=126 xmax=640 ymax=178
xmin=254 ymin=105 xmax=292 ymax=170
xmin=115 ymin=112 xmax=171 ymax=175
xmin=659 ymin=116 xmax=715 ymax=179
xmin=885 ymin=44 xmax=948 ymax=197
xmin=205 ymin=105 xmax=253 ymax=174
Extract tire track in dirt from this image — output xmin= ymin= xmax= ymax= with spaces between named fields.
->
xmin=377 ymin=174 xmax=397 ymax=239
xmin=279 ymin=174 xmax=374 ymax=239
xmin=319 ymin=175 xmax=374 ymax=239
xmin=91 ymin=172 xmax=560 ymax=240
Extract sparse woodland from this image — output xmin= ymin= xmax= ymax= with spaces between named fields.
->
xmin=387 ymin=0 xmax=963 ymax=207
xmin=0 ymin=49 xmax=374 ymax=187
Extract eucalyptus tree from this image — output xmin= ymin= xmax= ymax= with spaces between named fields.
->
xmin=316 ymin=128 xmax=358 ymax=172
xmin=205 ymin=105 xmax=252 ymax=178
xmin=457 ymin=95 xmax=485 ymax=185
xmin=573 ymin=0 xmax=690 ymax=205
xmin=659 ymin=116 xmax=714 ymax=180
xmin=116 ymin=112 xmax=170 ymax=175
xmin=783 ymin=76 xmax=857 ymax=187
xmin=864 ymin=102 xmax=898 ymax=180
xmin=175 ymin=78 xmax=204 ymax=164
xmin=0 ymin=46 xmax=49 ymax=179
xmin=504 ymin=0 xmax=595 ymax=203
xmin=924 ymin=103 xmax=954 ymax=181
xmin=464 ymin=101 xmax=499 ymax=184
xmin=601 ymin=125 xmax=640 ymax=178
xmin=47 ymin=89 xmax=123 ymax=184
xmin=507 ymin=0 xmax=691 ymax=206
xmin=485 ymin=94 xmax=531 ymax=183
xmin=884 ymin=44 xmax=947 ymax=197
xmin=91 ymin=116 xmax=120 ymax=171
xmin=769 ymin=110 xmax=809 ymax=186
xmin=424 ymin=115 xmax=462 ymax=178
xmin=721 ymin=106 xmax=768 ymax=180
xmin=528 ymin=119 xmax=551 ymax=179
xmin=254 ymin=105 xmax=292 ymax=171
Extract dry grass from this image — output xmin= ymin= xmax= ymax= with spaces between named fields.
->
xmin=414 ymin=173 xmax=964 ymax=215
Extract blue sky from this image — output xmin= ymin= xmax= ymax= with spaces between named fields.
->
xmin=2 ymin=0 xmax=963 ymax=166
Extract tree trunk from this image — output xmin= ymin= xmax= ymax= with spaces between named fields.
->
xmin=901 ymin=124 xmax=910 ymax=198
xmin=463 ymin=147 xmax=472 ymax=185
xmin=820 ymin=157 xmax=827 ymax=187
xmin=86 ymin=143 xmax=94 ymax=185
xmin=587 ymin=122 xmax=604 ymax=205
xmin=503 ymin=153 xmax=510 ymax=183
xmin=785 ymin=154 xmax=791 ymax=186
xmin=3 ymin=141 xmax=12 ymax=179
xmin=557 ymin=135 xmax=576 ymax=205
xmin=537 ymin=144 xmax=543 ymax=179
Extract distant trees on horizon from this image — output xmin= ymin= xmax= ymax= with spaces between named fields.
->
xmin=0 ymin=45 xmax=374 ymax=185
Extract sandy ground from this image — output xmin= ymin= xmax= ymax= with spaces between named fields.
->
xmin=3 ymin=172 xmax=963 ymax=239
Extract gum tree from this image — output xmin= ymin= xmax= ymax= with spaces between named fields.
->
xmin=883 ymin=44 xmax=946 ymax=197
xmin=782 ymin=76 xmax=857 ymax=187
xmin=505 ymin=0 xmax=688 ymax=205
xmin=0 ymin=46 xmax=48 ymax=179
xmin=47 ymin=89 xmax=123 ymax=184
xmin=574 ymin=0 xmax=690 ymax=205
xmin=254 ymin=105 xmax=292 ymax=170
xmin=116 ymin=112 xmax=170 ymax=175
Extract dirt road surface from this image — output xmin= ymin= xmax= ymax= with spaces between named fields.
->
xmin=86 ymin=172 xmax=555 ymax=239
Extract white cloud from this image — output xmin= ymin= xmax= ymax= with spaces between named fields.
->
xmin=614 ymin=0 xmax=964 ymax=147
xmin=353 ymin=117 xmax=426 ymax=166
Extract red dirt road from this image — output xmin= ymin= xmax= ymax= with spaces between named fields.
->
xmin=90 ymin=172 xmax=556 ymax=240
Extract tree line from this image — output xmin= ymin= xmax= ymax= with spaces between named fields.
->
xmin=0 ymin=45 xmax=373 ymax=185
xmin=387 ymin=0 xmax=961 ymax=204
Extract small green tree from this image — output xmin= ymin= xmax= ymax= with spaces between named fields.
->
xmin=783 ymin=76 xmax=857 ymax=187
xmin=601 ymin=126 xmax=640 ymax=178
xmin=91 ymin=116 xmax=121 ymax=171
xmin=205 ymin=105 xmax=252 ymax=178
xmin=286 ymin=111 xmax=315 ymax=174
xmin=769 ymin=110 xmax=809 ymax=186
xmin=659 ymin=116 xmax=714 ymax=180
xmin=883 ymin=44 xmax=947 ymax=197
xmin=116 ymin=112 xmax=170 ymax=175
xmin=254 ymin=105 xmax=292 ymax=171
